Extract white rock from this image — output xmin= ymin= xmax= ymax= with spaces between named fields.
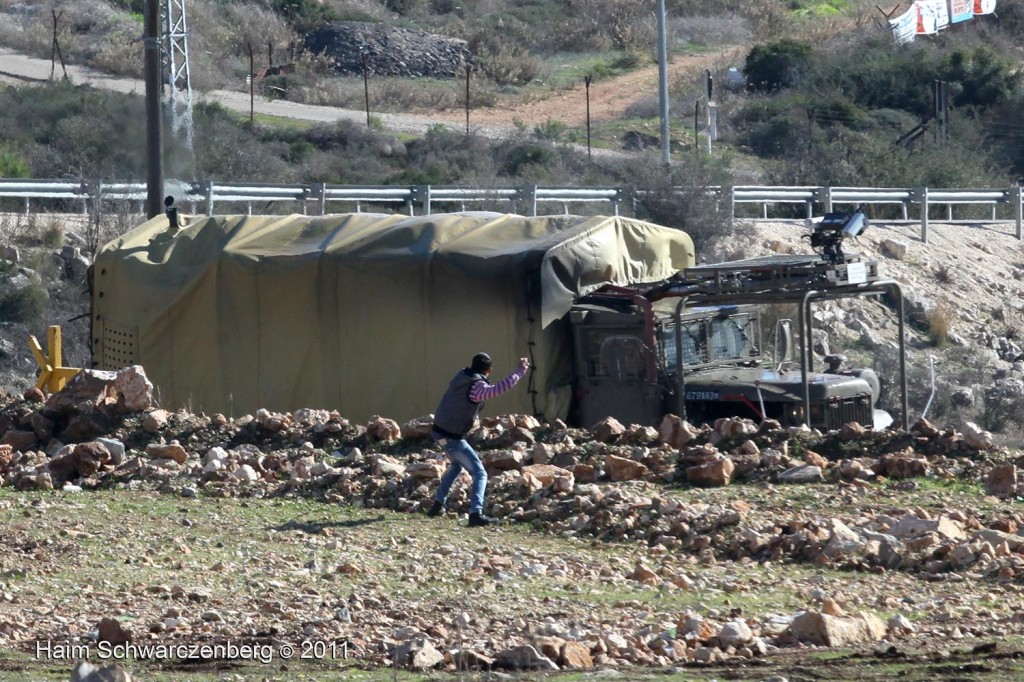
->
xmin=963 ymin=421 xmax=994 ymax=450
xmin=887 ymin=614 xmax=915 ymax=635
xmin=879 ymin=238 xmax=909 ymax=260
xmin=718 ymin=620 xmax=754 ymax=648
xmin=824 ymin=519 xmax=866 ymax=558
xmin=114 ymin=365 xmax=154 ymax=412
xmin=232 ymin=464 xmax=259 ymax=482
xmin=203 ymin=447 xmax=229 ymax=465
xmin=95 ymin=437 xmax=126 ymax=466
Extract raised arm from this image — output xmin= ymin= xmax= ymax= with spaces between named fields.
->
xmin=469 ymin=358 xmax=530 ymax=403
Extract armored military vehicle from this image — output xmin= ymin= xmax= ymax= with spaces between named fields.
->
xmin=568 ymin=210 xmax=907 ymax=431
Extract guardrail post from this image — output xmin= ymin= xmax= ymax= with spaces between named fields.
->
xmin=728 ymin=185 xmax=735 ymax=226
xmin=24 ymin=196 xmax=29 ymax=215
xmin=814 ymin=186 xmax=831 ymax=215
xmin=521 ymin=185 xmax=538 ymax=216
xmin=79 ymin=181 xmax=88 ymax=215
xmin=205 ymin=180 xmax=214 ymax=215
xmin=1014 ymin=185 xmax=1023 ymax=240
xmin=412 ymin=185 xmax=429 ymax=215
xmin=918 ymin=186 xmax=929 ymax=243
xmin=315 ymin=183 xmax=326 ymax=216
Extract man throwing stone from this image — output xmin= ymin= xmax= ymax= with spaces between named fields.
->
xmin=427 ymin=352 xmax=530 ymax=527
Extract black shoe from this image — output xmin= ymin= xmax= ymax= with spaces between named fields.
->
xmin=427 ymin=500 xmax=444 ymax=517
xmin=467 ymin=512 xmax=493 ymax=527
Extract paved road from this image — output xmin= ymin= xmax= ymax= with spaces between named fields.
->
xmin=0 ymin=46 xmax=516 ymax=138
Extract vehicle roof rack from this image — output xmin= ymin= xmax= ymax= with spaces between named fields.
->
xmin=649 ymin=252 xmax=880 ymax=300
xmin=684 ymin=253 xmax=878 ymax=292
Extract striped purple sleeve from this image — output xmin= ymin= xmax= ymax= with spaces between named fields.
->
xmin=469 ymin=368 xmax=526 ymax=403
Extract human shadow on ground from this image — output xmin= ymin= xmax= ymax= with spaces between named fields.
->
xmin=270 ymin=516 xmax=386 ymax=534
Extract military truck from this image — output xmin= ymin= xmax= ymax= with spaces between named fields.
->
xmin=90 ymin=207 xmax=906 ymax=430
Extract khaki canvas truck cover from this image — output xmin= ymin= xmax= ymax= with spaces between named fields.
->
xmin=92 ymin=212 xmax=694 ymax=423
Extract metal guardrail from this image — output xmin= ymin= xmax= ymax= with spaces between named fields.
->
xmin=1 ymin=179 xmax=1022 ymax=242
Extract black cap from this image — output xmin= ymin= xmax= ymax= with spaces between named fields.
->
xmin=470 ymin=352 xmax=492 ymax=374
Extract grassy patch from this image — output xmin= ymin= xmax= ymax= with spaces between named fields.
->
xmin=2 ymin=482 xmax=1024 ymax=681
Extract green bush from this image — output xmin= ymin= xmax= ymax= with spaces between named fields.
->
xmin=940 ymin=47 xmax=1020 ymax=110
xmin=110 ymin=0 xmax=145 ymax=12
xmin=0 ymin=284 xmax=48 ymax=325
xmin=469 ymin=26 xmax=542 ymax=87
xmin=629 ymin=156 xmax=735 ymax=252
xmin=272 ymin=0 xmax=338 ymax=32
xmin=744 ymin=39 xmax=813 ymax=92
xmin=385 ymin=0 xmax=421 ymax=15
xmin=0 ymin=145 xmax=30 ymax=178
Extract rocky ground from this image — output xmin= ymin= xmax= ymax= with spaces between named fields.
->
xmin=2 ymin=363 xmax=1024 ymax=681
xmin=3 ymin=215 xmax=1024 ymax=681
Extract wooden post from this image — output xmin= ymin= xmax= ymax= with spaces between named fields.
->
xmin=585 ymin=75 xmax=592 ymax=162
xmin=50 ymin=11 xmax=67 ymax=80
xmin=465 ymin=63 xmax=471 ymax=135
xmin=694 ymin=101 xmax=699 ymax=152
xmin=362 ymin=53 xmax=371 ymax=127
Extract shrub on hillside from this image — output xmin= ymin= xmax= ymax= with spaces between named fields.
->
xmin=390 ymin=129 xmax=496 ymax=184
xmin=744 ymin=39 xmax=813 ymax=92
xmin=804 ymin=38 xmax=1019 ymax=118
xmin=273 ymin=0 xmax=339 ymax=32
xmin=0 ymin=146 xmax=30 ymax=178
xmin=469 ymin=26 xmax=541 ymax=87
xmin=0 ymin=284 xmax=48 ymax=325
xmin=553 ymin=0 xmax=657 ymax=54
xmin=629 ymin=157 xmax=735 ymax=252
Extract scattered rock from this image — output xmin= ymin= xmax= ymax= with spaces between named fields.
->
xmin=880 ymin=238 xmax=909 ymax=260
xmin=96 ymin=616 xmax=132 ymax=646
xmin=786 ymin=610 xmax=886 ymax=647
xmin=605 ymin=454 xmax=648 ymax=481
xmin=495 ymin=644 xmax=558 ymax=671
xmin=591 ymin=417 xmax=625 ymax=443
xmin=777 ymin=464 xmax=823 ymax=484
xmin=686 ymin=456 xmax=734 ymax=486
xmin=393 ymin=637 xmax=444 ymax=670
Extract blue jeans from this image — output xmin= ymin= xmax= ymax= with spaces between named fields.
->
xmin=434 ymin=437 xmax=488 ymax=514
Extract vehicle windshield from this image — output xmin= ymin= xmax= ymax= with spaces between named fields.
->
xmin=661 ymin=311 xmax=759 ymax=372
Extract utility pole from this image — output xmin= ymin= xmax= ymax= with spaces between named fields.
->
xmin=656 ymin=0 xmax=670 ymax=167
xmin=144 ymin=0 xmax=163 ymax=219
xmin=162 ymin=0 xmax=194 ymax=152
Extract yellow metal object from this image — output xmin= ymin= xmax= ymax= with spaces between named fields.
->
xmin=29 ymin=325 xmax=81 ymax=393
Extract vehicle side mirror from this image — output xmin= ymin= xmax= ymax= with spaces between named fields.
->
xmin=773 ymin=319 xmax=794 ymax=364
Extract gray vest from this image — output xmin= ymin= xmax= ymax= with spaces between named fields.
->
xmin=433 ymin=369 xmax=486 ymax=438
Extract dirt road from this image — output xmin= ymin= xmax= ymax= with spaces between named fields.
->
xmin=433 ymin=47 xmax=742 ymax=129
xmin=0 ymin=45 xmax=741 ymax=139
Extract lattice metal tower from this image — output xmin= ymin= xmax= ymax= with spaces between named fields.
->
xmin=161 ymin=0 xmax=194 ymax=151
